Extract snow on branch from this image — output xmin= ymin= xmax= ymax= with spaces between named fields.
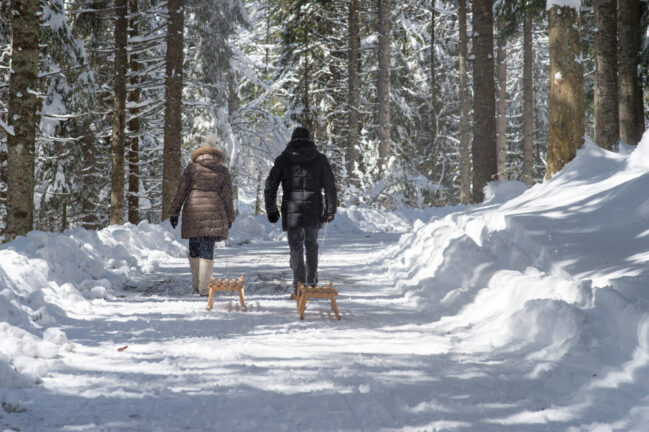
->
xmin=0 ymin=118 xmax=14 ymax=137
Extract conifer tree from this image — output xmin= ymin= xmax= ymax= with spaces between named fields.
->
xmin=5 ymin=0 xmax=41 ymax=240
xmin=161 ymin=0 xmax=184 ymax=220
xmin=547 ymin=4 xmax=584 ymax=178
xmin=458 ymin=0 xmax=471 ymax=204
xmin=471 ymin=0 xmax=497 ymax=201
xmin=618 ymin=0 xmax=644 ymax=145
xmin=594 ymin=0 xmax=618 ymax=150
xmin=110 ymin=0 xmax=128 ymax=225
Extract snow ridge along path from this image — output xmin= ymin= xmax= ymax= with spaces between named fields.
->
xmin=3 ymin=138 xmax=649 ymax=431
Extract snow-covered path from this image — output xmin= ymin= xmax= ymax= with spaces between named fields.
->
xmin=4 ymin=224 xmax=649 ymax=431
xmin=8 ymin=233 xmax=451 ymax=432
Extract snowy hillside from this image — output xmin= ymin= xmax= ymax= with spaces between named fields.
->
xmin=2 ymin=137 xmax=649 ymax=430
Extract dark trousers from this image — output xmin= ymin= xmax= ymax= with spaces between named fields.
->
xmin=188 ymin=236 xmax=217 ymax=260
xmin=287 ymin=226 xmax=319 ymax=292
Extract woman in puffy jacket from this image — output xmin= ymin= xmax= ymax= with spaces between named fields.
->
xmin=169 ymin=134 xmax=236 ymax=295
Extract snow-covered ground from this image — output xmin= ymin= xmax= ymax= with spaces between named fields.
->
xmin=2 ymin=137 xmax=649 ymax=431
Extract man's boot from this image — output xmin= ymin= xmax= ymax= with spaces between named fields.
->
xmin=198 ymin=258 xmax=214 ymax=296
xmin=189 ymin=257 xmax=200 ymax=293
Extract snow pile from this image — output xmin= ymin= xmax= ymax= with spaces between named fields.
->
xmin=0 ymin=221 xmax=186 ymax=388
xmin=330 ymin=205 xmax=434 ymax=234
xmin=384 ymin=138 xmax=649 ymax=428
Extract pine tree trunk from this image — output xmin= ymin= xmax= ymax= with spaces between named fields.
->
xmin=522 ymin=9 xmax=534 ymax=185
xmin=547 ymin=6 xmax=584 ymax=179
xmin=5 ymin=0 xmax=40 ymax=240
xmin=110 ymin=0 xmax=128 ymax=225
xmin=429 ymin=0 xmax=436 ymax=178
xmin=377 ymin=0 xmax=391 ymax=178
xmin=347 ymin=0 xmax=360 ymax=185
xmin=161 ymin=0 xmax=184 ymax=220
xmin=471 ymin=0 xmax=497 ymax=202
xmin=458 ymin=0 xmax=471 ymax=204
xmin=0 ymin=148 xmax=6 ymax=238
xmin=80 ymin=124 xmax=98 ymax=230
xmin=228 ymin=71 xmax=240 ymax=115
xmin=618 ymin=0 xmax=644 ymax=145
xmin=496 ymin=18 xmax=507 ymax=181
xmin=127 ymin=0 xmax=141 ymax=225
xmin=228 ymin=71 xmax=239 ymax=217
xmin=302 ymin=5 xmax=312 ymax=132
xmin=594 ymin=0 xmax=618 ymax=150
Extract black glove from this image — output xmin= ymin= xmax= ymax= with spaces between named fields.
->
xmin=228 ymin=221 xmax=232 ymax=229
xmin=322 ymin=214 xmax=335 ymax=223
xmin=170 ymin=216 xmax=178 ymax=229
xmin=267 ymin=210 xmax=280 ymax=224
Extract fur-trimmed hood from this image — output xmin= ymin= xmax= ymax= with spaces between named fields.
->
xmin=191 ymin=147 xmax=225 ymax=168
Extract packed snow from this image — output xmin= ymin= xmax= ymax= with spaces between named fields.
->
xmin=2 ymin=136 xmax=649 ymax=430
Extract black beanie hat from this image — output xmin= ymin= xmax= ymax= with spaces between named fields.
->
xmin=291 ymin=127 xmax=311 ymax=141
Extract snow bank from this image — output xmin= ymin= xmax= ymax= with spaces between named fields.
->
xmin=383 ymin=137 xmax=649 ymax=429
xmin=0 ymin=221 xmax=186 ymax=389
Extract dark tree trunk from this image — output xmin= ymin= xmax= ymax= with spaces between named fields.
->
xmin=347 ymin=0 xmax=361 ymax=185
xmin=547 ymin=6 xmax=584 ymax=178
xmin=80 ymin=124 xmax=98 ymax=230
xmin=594 ymin=0 xmax=619 ymax=150
xmin=5 ymin=0 xmax=41 ymax=240
xmin=127 ymin=0 xmax=141 ymax=225
xmin=429 ymin=0 xmax=436 ymax=178
xmin=471 ymin=0 xmax=497 ymax=202
xmin=110 ymin=0 xmax=128 ymax=225
xmin=496 ymin=18 xmax=507 ymax=181
xmin=0 ymin=148 xmax=6 ymax=238
xmin=618 ymin=0 xmax=644 ymax=145
xmin=522 ymin=9 xmax=534 ymax=185
xmin=301 ymin=4 xmax=312 ymax=132
xmin=161 ymin=0 xmax=184 ymax=220
xmin=458 ymin=0 xmax=471 ymax=204
xmin=377 ymin=0 xmax=391 ymax=178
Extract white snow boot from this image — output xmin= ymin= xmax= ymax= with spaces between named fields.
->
xmin=189 ymin=256 xmax=200 ymax=293
xmin=197 ymin=258 xmax=214 ymax=296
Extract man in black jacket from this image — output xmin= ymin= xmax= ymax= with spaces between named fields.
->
xmin=264 ymin=127 xmax=337 ymax=294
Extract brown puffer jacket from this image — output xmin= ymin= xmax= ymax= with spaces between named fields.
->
xmin=169 ymin=147 xmax=235 ymax=240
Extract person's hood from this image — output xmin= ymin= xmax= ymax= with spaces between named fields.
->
xmin=283 ymin=138 xmax=318 ymax=163
xmin=191 ymin=147 xmax=225 ymax=171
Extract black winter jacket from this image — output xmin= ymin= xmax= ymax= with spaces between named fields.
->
xmin=264 ymin=138 xmax=337 ymax=231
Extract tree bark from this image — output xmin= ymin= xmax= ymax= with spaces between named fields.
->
xmin=594 ymin=0 xmax=619 ymax=150
xmin=522 ymin=9 xmax=534 ymax=185
xmin=80 ymin=123 xmax=98 ymax=230
xmin=127 ymin=0 xmax=141 ymax=225
xmin=228 ymin=71 xmax=239 ymax=216
xmin=5 ymin=0 xmax=41 ymax=240
xmin=0 ymin=148 xmax=6 ymax=238
xmin=377 ymin=0 xmax=391 ymax=178
xmin=471 ymin=0 xmax=497 ymax=202
xmin=429 ymin=0 xmax=436 ymax=179
xmin=496 ymin=18 xmax=507 ymax=181
xmin=547 ymin=6 xmax=584 ymax=179
xmin=161 ymin=0 xmax=184 ymax=220
xmin=458 ymin=0 xmax=471 ymax=204
xmin=618 ymin=0 xmax=644 ymax=145
xmin=110 ymin=0 xmax=128 ymax=225
xmin=347 ymin=0 xmax=360 ymax=185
